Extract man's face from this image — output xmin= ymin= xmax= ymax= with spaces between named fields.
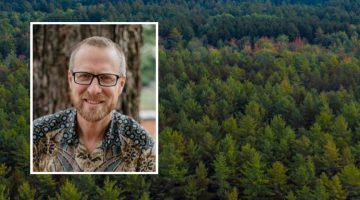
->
xmin=68 ymin=45 xmax=125 ymax=122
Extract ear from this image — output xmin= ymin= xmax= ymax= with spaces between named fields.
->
xmin=68 ymin=70 xmax=73 ymax=89
xmin=117 ymin=76 xmax=126 ymax=94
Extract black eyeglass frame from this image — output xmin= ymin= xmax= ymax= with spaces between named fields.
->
xmin=71 ymin=71 xmax=121 ymax=87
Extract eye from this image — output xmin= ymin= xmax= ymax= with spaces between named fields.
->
xmin=75 ymin=73 xmax=92 ymax=82
xmin=76 ymin=73 xmax=92 ymax=80
xmin=99 ymin=75 xmax=116 ymax=83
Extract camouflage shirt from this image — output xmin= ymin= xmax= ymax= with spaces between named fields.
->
xmin=33 ymin=108 xmax=155 ymax=172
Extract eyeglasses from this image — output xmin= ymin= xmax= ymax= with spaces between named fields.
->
xmin=72 ymin=71 xmax=121 ymax=87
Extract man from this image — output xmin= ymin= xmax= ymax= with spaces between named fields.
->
xmin=33 ymin=36 xmax=155 ymax=172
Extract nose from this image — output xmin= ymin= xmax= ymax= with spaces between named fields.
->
xmin=87 ymin=77 xmax=102 ymax=95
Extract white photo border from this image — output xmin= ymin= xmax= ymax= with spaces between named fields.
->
xmin=30 ymin=22 xmax=159 ymax=175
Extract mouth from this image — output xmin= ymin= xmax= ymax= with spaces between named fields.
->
xmin=84 ymin=99 xmax=104 ymax=105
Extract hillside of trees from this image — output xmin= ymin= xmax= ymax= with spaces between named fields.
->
xmin=0 ymin=0 xmax=359 ymax=199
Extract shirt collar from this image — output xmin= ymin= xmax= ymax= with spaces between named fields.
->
xmin=61 ymin=108 xmax=78 ymax=145
xmin=61 ymin=108 xmax=121 ymax=150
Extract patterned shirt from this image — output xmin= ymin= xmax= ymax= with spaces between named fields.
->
xmin=33 ymin=108 xmax=155 ymax=172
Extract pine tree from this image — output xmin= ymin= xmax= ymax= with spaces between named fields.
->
xmin=140 ymin=192 xmax=150 ymax=200
xmin=240 ymin=146 xmax=269 ymax=199
xmin=35 ymin=175 xmax=57 ymax=199
xmin=159 ymin=128 xmax=187 ymax=181
xmin=322 ymin=137 xmax=340 ymax=173
xmin=316 ymin=107 xmax=334 ymax=132
xmin=270 ymin=115 xmax=296 ymax=162
xmin=184 ymin=177 xmax=200 ymax=200
xmin=223 ymin=117 xmax=238 ymax=136
xmin=268 ymin=161 xmax=288 ymax=198
xmin=340 ymin=164 xmax=360 ymax=198
xmin=292 ymin=156 xmax=315 ymax=187
xmin=296 ymin=186 xmax=313 ymax=200
xmin=213 ymin=153 xmax=231 ymax=198
xmin=71 ymin=175 xmax=97 ymax=198
xmin=321 ymin=174 xmax=346 ymax=200
xmin=186 ymin=139 xmax=201 ymax=167
xmin=341 ymin=101 xmax=360 ymax=129
xmin=313 ymin=178 xmax=329 ymax=200
xmin=340 ymin=147 xmax=354 ymax=167
xmin=55 ymin=179 xmax=87 ymax=200
xmin=195 ymin=161 xmax=210 ymax=198
xmin=0 ymin=184 xmax=9 ymax=200
xmin=226 ymin=187 xmax=239 ymax=200
xmin=218 ymin=134 xmax=238 ymax=175
xmin=258 ymin=125 xmax=275 ymax=162
xmin=245 ymin=101 xmax=265 ymax=124
xmin=122 ymin=175 xmax=149 ymax=200
xmin=286 ymin=191 xmax=296 ymax=200
xmin=96 ymin=177 xmax=124 ymax=200
xmin=17 ymin=181 xmax=35 ymax=200
xmin=332 ymin=115 xmax=351 ymax=147
xmin=238 ymin=115 xmax=257 ymax=145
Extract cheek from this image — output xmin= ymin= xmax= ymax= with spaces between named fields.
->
xmin=98 ymin=88 xmax=112 ymax=97
xmin=71 ymin=85 xmax=87 ymax=96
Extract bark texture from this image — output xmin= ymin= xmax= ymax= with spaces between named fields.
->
xmin=33 ymin=24 xmax=143 ymax=121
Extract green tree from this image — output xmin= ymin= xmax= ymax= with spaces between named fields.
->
xmin=223 ymin=117 xmax=238 ymax=136
xmin=158 ymin=128 xmax=188 ymax=197
xmin=296 ymin=186 xmax=312 ymax=200
xmin=340 ymin=147 xmax=354 ymax=167
xmin=96 ymin=177 xmax=123 ymax=200
xmin=72 ymin=175 xmax=97 ymax=199
xmin=322 ymin=137 xmax=340 ymax=173
xmin=122 ymin=175 xmax=149 ymax=200
xmin=238 ymin=115 xmax=257 ymax=145
xmin=240 ymin=145 xmax=269 ymax=199
xmin=316 ymin=107 xmax=334 ymax=133
xmin=184 ymin=177 xmax=200 ymax=200
xmin=291 ymin=156 xmax=315 ymax=187
xmin=245 ymin=101 xmax=265 ymax=124
xmin=213 ymin=153 xmax=231 ymax=198
xmin=340 ymin=164 xmax=360 ymax=198
xmin=332 ymin=115 xmax=351 ymax=147
xmin=35 ymin=175 xmax=57 ymax=199
xmin=195 ymin=161 xmax=211 ymax=199
xmin=313 ymin=178 xmax=329 ymax=200
xmin=140 ymin=192 xmax=150 ymax=200
xmin=218 ymin=134 xmax=238 ymax=174
xmin=55 ymin=180 xmax=87 ymax=200
xmin=17 ymin=181 xmax=35 ymax=200
xmin=257 ymin=125 xmax=275 ymax=162
xmin=270 ymin=115 xmax=296 ymax=162
xmin=341 ymin=101 xmax=360 ymax=129
xmin=321 ymin=173 xmax=346 ymax=200
xmin=167 ymin=27 xmax=183 ymax=48
xmin=268 ymin=161 xmax=288 ymax=198
xmin=226 ymin=187 xmax=239 ymax=200
xmin=286 ymin=191 xmax=296 ymax=200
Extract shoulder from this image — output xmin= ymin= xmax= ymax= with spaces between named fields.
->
xmin=33 ymin=108 xmax=75 ymax=143
xmin=112 ymin=111 xmax=154 ymax=151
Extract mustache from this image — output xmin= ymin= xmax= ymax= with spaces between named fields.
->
xmin=81 ymin=93 xmax=106 ymax=101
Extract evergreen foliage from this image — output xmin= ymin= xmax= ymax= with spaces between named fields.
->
xmin=0 ymin=0 xmax=359 ymax=199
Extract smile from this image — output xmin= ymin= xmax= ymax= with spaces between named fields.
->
xmin=84 ymin=99 xmax=104 ymax=104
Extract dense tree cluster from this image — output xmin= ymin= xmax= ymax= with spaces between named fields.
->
xmin=0 ymin=0 xmax=359 ymax=199
xmin=159 ymin=37 xmax=360 ymax=198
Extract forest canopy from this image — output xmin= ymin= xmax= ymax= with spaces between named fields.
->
xmin=0 ymin=0 xmax=359 ymax=199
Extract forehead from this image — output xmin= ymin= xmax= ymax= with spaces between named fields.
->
xmin=73 ymin=45 xmax=120 ymax=73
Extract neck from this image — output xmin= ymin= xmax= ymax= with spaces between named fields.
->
xmin=76 ymin=111 xmax=112 ymax=145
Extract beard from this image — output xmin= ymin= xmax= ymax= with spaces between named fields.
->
xmin=71 ymin=92 xmax=117 ymax=122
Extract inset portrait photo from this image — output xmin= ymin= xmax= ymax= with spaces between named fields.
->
xmin=30 ymin=22 xmax=158 ymax=174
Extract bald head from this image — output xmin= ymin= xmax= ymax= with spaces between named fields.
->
xmin=69 ymin=36 xmax=126 ymax=76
